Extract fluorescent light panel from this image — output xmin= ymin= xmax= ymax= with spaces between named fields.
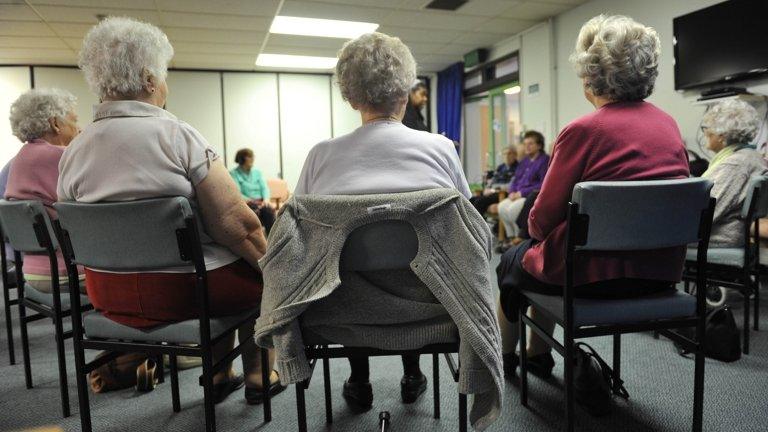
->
xmin=504 ymin=85 xmax=521 ymax=95
xmin=270 ymin=16 xmax=379 ymax=39
xmin=256 ymin=53 xmax=338 ymax=69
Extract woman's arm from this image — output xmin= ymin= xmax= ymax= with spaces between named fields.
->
xmin=708 ymin=165 xmax=750 ymax=227
xmin=196 ymin=160 xmax=267 ymax=268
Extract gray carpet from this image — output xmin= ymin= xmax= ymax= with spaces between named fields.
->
xmin=1 ymin=255 xmax=767 ymax=432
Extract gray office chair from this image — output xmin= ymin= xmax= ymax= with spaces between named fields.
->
xmin=295 ymin=220 xmax=467 ymax=432
xmin=55 ymin=197 xmax=272 ymax=432
xmin=684 ymin=174 xmax=768 ymax=354
xmin=517 ymin=178 xmax=715 ymax=432
xmin=0 ymin=220 xmax=18 ymax=365
xmin=0 ymin=200 xmax=91 ymax=418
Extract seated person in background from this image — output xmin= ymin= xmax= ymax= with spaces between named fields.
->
xmin=700 ymin=99 xmax=768 ymax=247
xmin=5 ymin=88 xmax=84 ymax=293
xmin=230 ymin=148 xmax=276 ymax=234
xmin=497 ymin=15 xmax=690 ymax=389
xmin=294 ymin=32 xmax=470 ymax=410
xmin=495 ymin=130 xmax=549 ymax=251
xmin=58 ymin=17 xmax=281 ymax=404
xmin=470 ymin=146 xmax=518 ymax=216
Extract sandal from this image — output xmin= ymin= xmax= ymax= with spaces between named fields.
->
xmin=212 ymin=374 xmax=245 ymax=404
xmin=245 ymin=371 xmax=286 ymax=405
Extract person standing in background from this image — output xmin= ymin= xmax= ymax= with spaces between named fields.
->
xmin=230 ymin=148 xmax=276 ymax=234
xmin=402 ymin=80 xmax=429 ymax=132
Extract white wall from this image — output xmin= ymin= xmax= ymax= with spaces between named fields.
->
xmin=165 ymin=71 xmax=225 ymax=159
xmin=34 ymin=67 xmax=99 ymax=131
xmin=0 ymin=67 xmax=30 ymax=168
xmin=519 ymin=23 xmax=555 ymax=147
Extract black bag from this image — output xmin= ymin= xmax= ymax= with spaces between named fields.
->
xmin=573 ymin=342 xmax=629 ymax=417
xmin=675 ymin=306 xmax=741 ymax=362
xmin=687 ymin=150 xmax=709 ymax=177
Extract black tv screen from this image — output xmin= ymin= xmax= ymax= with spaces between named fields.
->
xmin=674 ymin=0 xmax=768 ymax=91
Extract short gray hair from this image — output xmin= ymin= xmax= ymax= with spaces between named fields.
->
xmin=9 ymin=88 xmax=77 ymax=142
xmin=79 ymin=16 xmax=174 ymax=99
xmin=702 ymin=99 xmax=760 ymax=146
xmin=569 ymin=15 xmax=660 ymax=101
xmin=336 ymin=32 xmax=417 ymax=115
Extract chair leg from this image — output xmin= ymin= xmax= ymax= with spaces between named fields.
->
xmin=322 ymin=356 xmax=332 ymax=424
xmin=754 ymin=278 xmax=760 ymax=331
xmin=170 ymin=354 xmax=181 ymax=413
xmin=53 ymin=313 xmax=70 ymax=417
xmin=201 ymin=351 xmax=216 ymax=432
xmin=18 ymin=301 xmax=32 ymax=388
xmin=693 ymin=343 xmax=705 ymax=431
xmin=612 ymin=334 xmax=621 ymax=395
xmin=519 ymin=309 xmax=528 ymax=406
xmin=261 ymin=348 xmax=272 ymax=422
xmin=564 ymin=335 xmax=575 ymax=432
xmin=296 ymin=383 xmax=307 ymax=432
xmin=156 ymin=355 xmax=165 ymax=384
xmin=743 ymin=290 xmax=751 ymax=354
xmin=73 ymin=342 xmax=92 ymax=432
xmin=458 ymin=392 xmax=467 ymax=432
xmin=3 ymin=284 xmax=14 ymax=365
xmin=432 ymin=353 xmax=440 ymax=419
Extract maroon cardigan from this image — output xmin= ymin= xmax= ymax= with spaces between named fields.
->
xmin=523 ymin=101 xmax=691 ymax=286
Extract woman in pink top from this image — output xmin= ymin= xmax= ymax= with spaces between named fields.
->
xmin=497 ymin=15 xmax=690 ymax=388
xmin=5 ymin=88 xmax=81 ymax=293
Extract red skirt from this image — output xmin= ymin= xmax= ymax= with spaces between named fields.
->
xmin=85 ymin=260 xmax=263 ymax=328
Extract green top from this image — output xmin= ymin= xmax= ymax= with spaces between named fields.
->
xmin=229 ymin=166 xmax=270 ymax=200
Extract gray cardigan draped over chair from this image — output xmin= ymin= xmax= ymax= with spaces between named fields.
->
xmin=254 ymin=189 xmax=503 ymax=430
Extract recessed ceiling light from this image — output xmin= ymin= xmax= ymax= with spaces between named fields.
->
xmin=270 ymin=16 xmax=379 ymax=39
xmin=256 ymin=53 xmax=338 ymax=69
xmin=504 ymin=85 xmax=521 ymax=95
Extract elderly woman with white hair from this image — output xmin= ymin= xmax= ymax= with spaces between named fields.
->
xmin=496 ymin=15 xmax=690 ymax=404
xmin=701 ymin=99 xmax=768 ymax=246
xmin=294 ymin=32 xmax=470 ymax=410
xmin=5 ymin=88 xmax=83 ymax=293
xmin=57 ymin=17 xmax=281 ymax=404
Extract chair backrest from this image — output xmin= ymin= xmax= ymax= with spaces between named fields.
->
xmin=267 ymin=178 xmax=289 ymax=201
xmin=340 ymin=220 xmax=418 ymax=271
xmin=55 ymin=197 xmax=201 ymax=271
xmin=0 ymin=200 xmax=57 ymax=253
xmin=570 ymin=178 xmax=713 ymax=251
xmin=741 ymin=175 xmax=768 ymax=220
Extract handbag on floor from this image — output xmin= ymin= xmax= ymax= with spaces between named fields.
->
xmin=674 ymin=306 xmax=741 ymax=362
xmin=89 ymin=352 xmax=158 ymax=393
xmin=574 ymin=342 xmax=629 ymax=417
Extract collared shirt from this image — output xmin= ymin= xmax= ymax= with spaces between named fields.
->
xmin=230 ymin=166 xmax=270 ymax=200
xmin=58 ymin=100 xmax=238 ymax=273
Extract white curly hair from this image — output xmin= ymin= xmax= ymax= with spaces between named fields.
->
xmin=9 ymin=88 xmax=77 ymax=143
xmin=78 ymin=16 xmax=174 ymax=99
xmin=336 ymin=32 xmax=417 ymax=115
xmin=702 ymin=99 xmax=760 ymax=146
xmin=569 ymin=15 xmax=661 ymax=101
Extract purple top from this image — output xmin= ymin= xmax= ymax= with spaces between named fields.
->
xmin=508 ymin=153 xmax=549 ymax=197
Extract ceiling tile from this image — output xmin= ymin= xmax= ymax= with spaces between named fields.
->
xmin=279 ymin=1 xmax=391 ymax=22
xmin=47 ymin=22 xmax=93 ymax=38
xmin=265 ymin=34 xmax=347 ymax=51
xmin=156 ymin=0 xmax=281 ymax=17
xmin=158 ymin=11 xmax=271 ymax=31
xmin=0 ymin=36 xmax=67 ymax=49
xmin=0 ymin=4 xmax=39 ymax=21
xmin=261 ymin=43 xmax=339 ymax=58
xmin=0 ymin=47 xmax=74 ymax=60
xmin=163 ymin=27 xmax=265 ymax=45
xmin=454 ymin=0 xmax=523 ymax=17
xmin=451 ymin=31 xmax=510 ymax=46
xmin=502 ymin=1 xmax=569 ymax=20
xmin=28 ymin=0 xmax=157 ymax=9
xmin=474 ymin=17 xmax=535 ymax=34
xmin=379 ymin=10 xmax=488 ymax=31
xmin=171 ymin=41 xmax=261 ymax=55
xmin=0 ymin=21 xmax=55 ymax=36
xmin=376 ymin=25 xmax=462 ymax=44
xmin=35 ymin=6 xmax=159 ymax=24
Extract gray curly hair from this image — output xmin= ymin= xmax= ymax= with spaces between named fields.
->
xmin=79 ymin=16 xmax=174 ymax=99
xmin=9 ymin=88 xmax=77 ymax=143
xmin=702 ymin=99 xmax=760 ymax=146
xmin=569 ymin=15 xmax=660 ymax=101
xmin=336 ymin=32 xmax=417 ymax=115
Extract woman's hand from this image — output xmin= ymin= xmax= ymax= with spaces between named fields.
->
xmin=509 ymin=192 xmax=522 ymax=201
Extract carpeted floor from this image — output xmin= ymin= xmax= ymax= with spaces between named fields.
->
xmin=1 ymin=255 xmax=767 ymax=432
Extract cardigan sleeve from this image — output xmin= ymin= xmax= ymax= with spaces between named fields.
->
xmin=528 ymin=124 xmax=590 ymax=241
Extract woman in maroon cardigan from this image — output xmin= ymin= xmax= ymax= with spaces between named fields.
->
xmin=497 ymin=15 xmax=690 ymax=382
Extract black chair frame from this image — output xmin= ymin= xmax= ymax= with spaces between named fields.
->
xmin=0 ymin=224 xmax=18 ymax=365
xmin=57 ymin=214 xmax=272 ymax=432
xmin=683 ymin=183 xmax=761 ymax=354
xmin=295 ymin=343 xmax=467 ymax=432
xmin=519 ymin=199 xmax=714 ymax=432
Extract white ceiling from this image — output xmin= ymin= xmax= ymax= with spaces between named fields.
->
xmin=0 ymin=0 xmax=589 ymax=72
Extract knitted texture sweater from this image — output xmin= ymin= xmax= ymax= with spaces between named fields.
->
xmin=254 ymin=188 xmax=503 ymax=430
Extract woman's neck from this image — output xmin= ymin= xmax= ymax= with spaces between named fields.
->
xmin=528 ymin=151 xmax=541 ymax=161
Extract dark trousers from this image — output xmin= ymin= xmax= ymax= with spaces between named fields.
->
xmin=470 ymin=194 xmax=499 ymax=216
xmin=348 ymin=354 xmax=421 ymax=382
xmin=497 ymin=239 xmax=676 ymax=322
xmin=514 ymin=191 xmax=539 ymax=239
xmin=251 ymin=204 xmax=275 ymax=234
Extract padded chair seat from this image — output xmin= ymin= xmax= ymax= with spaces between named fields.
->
xmin=83 ymin=309 xmax=257 ymax=344
xmin=687 ymin=247 xmax=744 ymax=268
xmin=24 ymin=283 xmax=90 ymax=310
xmin=524 ymin=289 xmax=696 ymax=327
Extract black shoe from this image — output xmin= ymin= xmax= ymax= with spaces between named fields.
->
xmin=245 ymin=381 xmax=287 ymax=405
xmin=343 ymin=379 xmax=373 ymax=412
xmin=503 ymin=352 xmax=519 ymax=378
xmin=400 ymin=373 xmax=427 ymax=404
xmin=212 ymin=374 xmax=245 ymax=404
xmin=525 ymin=353 xmax=555 ymax=379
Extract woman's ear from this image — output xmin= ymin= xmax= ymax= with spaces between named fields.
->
xmin=143 ymin=69 xmax=156 ymax=94
xmin=48 ymin=117 xmax=61 ymax=134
